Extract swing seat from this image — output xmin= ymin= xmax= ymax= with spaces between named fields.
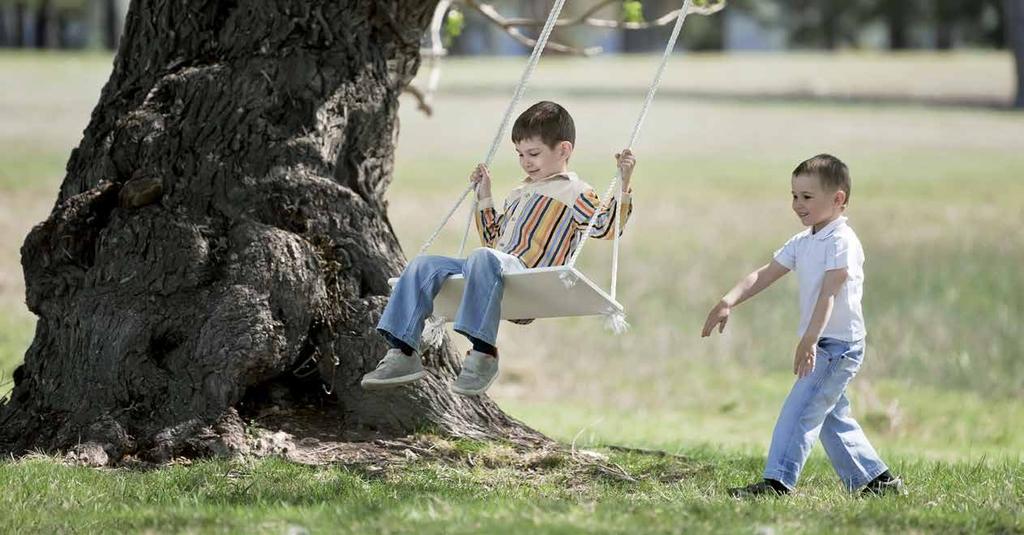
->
xmin=387 ymin=265 xmax=623 ymax=321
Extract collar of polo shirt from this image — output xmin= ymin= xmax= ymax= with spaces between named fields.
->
xmin=812 ymin=215 xmax=848 ymax=240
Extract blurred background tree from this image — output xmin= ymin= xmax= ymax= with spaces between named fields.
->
xmin=0 ymin=0 xmax=127 ymax=49
xmin=0 ymin=1 xmax=1010 ymax=53
xmin=373 ymin=0 xmax=1021 ymax=105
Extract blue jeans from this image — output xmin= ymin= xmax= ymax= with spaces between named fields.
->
xmin=377 ymin=248 xmax=526 ymax=352
xmin=763 ymin=337 xmax=888 ymax=491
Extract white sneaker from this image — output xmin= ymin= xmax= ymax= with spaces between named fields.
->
xmin=360 ymin=349 xmax=426 ymax=390
xmin=452 ymin=350 xmax=499 ymax=396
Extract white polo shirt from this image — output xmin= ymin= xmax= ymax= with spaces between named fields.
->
xmin=773 ymin=216 xmax=867 ymax=342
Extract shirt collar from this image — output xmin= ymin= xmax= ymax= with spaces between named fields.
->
xmin=813 ymin=215 xmax=847 ymax=240
xmin=523 ymin=171 xmax=577 ymax=184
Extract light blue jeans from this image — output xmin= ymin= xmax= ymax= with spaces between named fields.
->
xmin=377 ymin=247 xmax=526 ymax=352
xmin=763 ymin=337 xmax=888 ymax=491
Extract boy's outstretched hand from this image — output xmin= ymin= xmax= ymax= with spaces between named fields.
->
xmin=615 ymin=149 xmax=636 ymax=190
xmin=701 ymin=300 xmax=731 ymax=337
xmin=470 ymin=163 xmax=492 ymax=200
xmin=793 ymin=337 xmax=816 ymax=378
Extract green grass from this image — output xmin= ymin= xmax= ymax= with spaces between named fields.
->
xmin=1 ymin=51 xmax=1022 ymax=533
xmin=0 ymin=314 xmax=33 ymax=399
xmin=0 ymin=145 xmax=68 ymax=193
xmin=1 ymin=446 xmax=1021 ymax=534
xmin=502 ymin=376 xmax=1024 ymax=460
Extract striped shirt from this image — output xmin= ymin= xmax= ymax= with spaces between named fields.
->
xmin=475 ymin=172 xmax=633 ymax=268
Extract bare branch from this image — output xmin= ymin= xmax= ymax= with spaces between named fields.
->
xmin=496 ymin=0 xmax=726 ymax=30
xmin=403 ymin=84 xmax=434 ymax=116
xmin=461 ymin=0 xmax=604 ymax=56
xmin=574 ymin=0 xmax=621 ymax=23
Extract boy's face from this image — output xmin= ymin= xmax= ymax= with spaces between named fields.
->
xmin=791 ymin=173 xmax=846 ymax=228
xmin=514 ymin=136 xmax=572 ymax=180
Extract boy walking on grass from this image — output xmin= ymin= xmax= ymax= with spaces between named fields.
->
xmin=702 ymin=154 xmax=905 ymax=497
xmin=361 ymin=101 xmax=636 ymax=396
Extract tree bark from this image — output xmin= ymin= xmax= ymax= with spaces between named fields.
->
xmin=1 ymin=0 xmax=539 ymax=464
xmin=1008 ymin=0 xmax=1024 ymax=108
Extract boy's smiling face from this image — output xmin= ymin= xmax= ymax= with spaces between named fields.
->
xmin=515 ymin=136 xmax=572 ymax=180
xmin=792 ymin=173 xmax=846 ymax=231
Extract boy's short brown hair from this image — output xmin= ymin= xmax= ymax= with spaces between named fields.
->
xmin=511 ymin=101 xmax=575 ymax=148
xmin=793 ymin=154 xmax=851 ymax=206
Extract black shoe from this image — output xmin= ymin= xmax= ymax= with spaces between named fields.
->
xmin=861 ymin=475 xmax=907 ymax=497
xmin=728 ymin=480 xmax=789 ymax=498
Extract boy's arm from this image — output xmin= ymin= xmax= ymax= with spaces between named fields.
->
xmin=474 ymin=198 xmax=503 ymax=248
xmin=793 ymin=267 xmax=848 ymax=377
xmin=571 ymin=149 xmax=637 ymax=239
xmin=571 ymin=188 xmax=633 ymax=240
xmin=701 ymin=261 xmax=790 ymax=337
xmin=471 ymin=164 xmax=502 ymax=247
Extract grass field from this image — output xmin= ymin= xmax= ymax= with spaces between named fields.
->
xmin=1 ymin=51 xmax=1022 ymax=533
xmin=2 ymin=448 xmax=1022 ymax=534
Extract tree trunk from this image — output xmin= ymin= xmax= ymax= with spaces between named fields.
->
xmin=57 ymin=10 xmax=71 ymax=49
xmin=103 ymin=0 xmax=127 ymax=50
xmin=1008 ymin=0 xmax=1024 ymax=108
xmin=821 ymin=19 xmax=838 ymax=50
xmin=34 ymin=0 xmax=59 ymax=49
xmin=821 ymin=0 xmax=841 ymax=50
xmin=0 ymin=0 xmax=538 ymax=464
xmin=935 ymin=20 xmax=954 ymax=50
xmin=0 ymin=6 xmax=8 ymax=47
xmin=886 ymin=2 xmax=910 ymax=50
xmin=13 ymin=2 xmax=26 ymax=47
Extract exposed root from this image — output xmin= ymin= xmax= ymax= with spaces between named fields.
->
xmin=49 ymin=403 xmax=703 ymax=490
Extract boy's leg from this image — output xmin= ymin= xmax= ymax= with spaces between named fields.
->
xmin=365 ymin=255 xmax=465 ymax=389
xmin=819 ymin=393 xmax=889 ymax=491
xmin=377 ymin=255 xmax=465 ymax=353
xmin=450 ymin=248 xmax=525 ymax=396
xmin=762 ymin=338 xmax=864 ymax=490
xmin=451 ymin=248 xmax=525 ymax=348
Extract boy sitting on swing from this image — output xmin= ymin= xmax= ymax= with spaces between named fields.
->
xmin=361 ymin=101 xmax=636 ymax=395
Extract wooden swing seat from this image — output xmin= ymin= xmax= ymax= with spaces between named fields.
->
xmin=388 ymin=265 xmax=623 ymax=321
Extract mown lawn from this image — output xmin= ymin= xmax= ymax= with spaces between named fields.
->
xmin=1 ymin=443 xmax=1021 ymax=534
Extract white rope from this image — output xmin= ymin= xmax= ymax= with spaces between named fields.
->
xmin=611 ymin=174 xmax=623 ymax=298
xmin=417 ymin=0 xmax=569 ymax=257
xmin=561 ymin=172 xmax=622 ymax=288
xmin=562 ymin=0 xmax=694 ymax=291
xmin=422 ymin=0 xmax=451 ymax=106
xmin=417 ymin=181 xmax=475 ymax=257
